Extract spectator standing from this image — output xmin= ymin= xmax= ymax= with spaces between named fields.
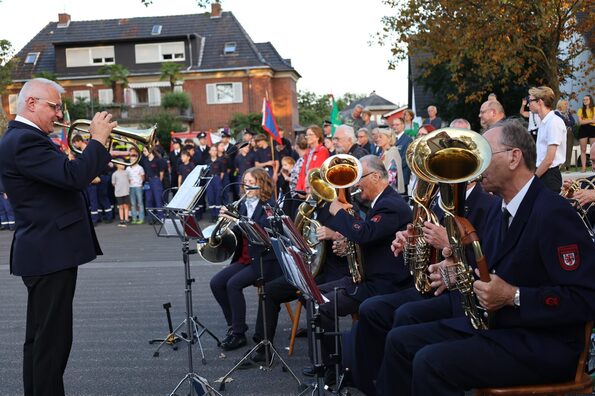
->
xmin=343 ymin=104 xmax=365 ymax=131
xmin=357 ymin=127 xmax=377 ymax=155
xmin=333 ymin=124 xmax=369 ymax=159
xmin=577 ymin=94 xmax=595 ymax=172
xmin=233 ymin=143 xmax=255 ymax=197
xmin=112 ymin=163 xmax=130 ymax=227
xmin=168 ymin=138 xmax=182 ymax=191
xmin=361 ymin=109 xmax=378 ymax=132
xmin=177 ymin=149 xmax=195 ymax=187
xmin=554 ymin=99 xmax=576 ymax=171
xmin=296 ymin=125 xmax=330 ymax=192
xmin=322 ymin=120 xmax=333 ymax=137
xmin=520 ymin=96 xmax=542 ymax=141
xmin=206 ymin=145 xmax=224 ymax=222
xmin=403 ymin=109 xmax=419 ymax=138
xmin=324 ymin=136 xmax=336 ymax=156
xmin=376 ymin=127 xmax=406 ymax=194
xmin=141 ymin=147 xmax=167 ymax=221
xmin=425 ymin=105 xmax=443 ymax=129
xmin=479 ymin=100 xmax=506 ymax=132
xmin=127 ymin=149 xmax=145 ymax=224
xmin=0 ymin=170 xmax=15 ymax=230
xmin=195 ymin=132 xmax=210 ymax=165
xmin=254 ymin=134 xmax=279 ymax=178
xmin=392 ymin=118 xmax=413 ymax=191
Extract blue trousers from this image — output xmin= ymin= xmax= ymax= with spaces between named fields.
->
xmin=144 ymin=177 xmax=164 ymax=219
xmin=97 ymin=175 xmax=113 ymax=221
xmin=0 ymin=192 xmax=15 ymax=229
xmin=129 ymin=187 xmax=144 ymax=222
xmin=86 ymin=184 xmax=99 ymax=224
xmin=206 ymin=176 xmax=222 ymax=219
xmin=375 ymin=320 xmax=576 ymax=396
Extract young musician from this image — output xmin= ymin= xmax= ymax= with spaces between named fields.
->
xmin=209 ymin=167 xmax=281 ymax=351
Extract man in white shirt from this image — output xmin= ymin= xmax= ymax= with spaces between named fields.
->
xmin=528 ymin=86 xmax=566 ymax=192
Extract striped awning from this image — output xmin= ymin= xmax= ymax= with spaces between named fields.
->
xmin=128 ymin=81 xmax=170 ymax=89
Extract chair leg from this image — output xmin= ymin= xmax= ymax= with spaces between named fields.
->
xmin=288 ymin=301 xmax=303 ymax=356
xmin=284 ymin=302 xmax=294 ymax=323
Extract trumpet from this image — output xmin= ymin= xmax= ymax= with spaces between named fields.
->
xmin=55 ymin=119 xmax=157 ymax=166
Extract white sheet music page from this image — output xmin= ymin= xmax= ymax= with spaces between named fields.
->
xmin=166 ymin=165 xmax=209 ymax=210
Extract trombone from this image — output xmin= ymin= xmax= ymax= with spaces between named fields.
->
xmin=54 ymin=119 xmax=157 ymax=166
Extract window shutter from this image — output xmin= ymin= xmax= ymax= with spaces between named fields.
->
xmin=232 ymin=82 xmax=243 ymax=103
xmin=148 ymin=87 xmax=161 ymax=106
xmin=206 ymin=84 xmax=216 ymax=104
xmin=8 ymin=94 xmax=17 ymax=114
xmin=98 ymin=89 xmax=113 ymax=105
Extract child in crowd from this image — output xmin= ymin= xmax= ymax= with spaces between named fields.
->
xmin=233 ymin=143 xmax=256 ymax=198
xmin=178 ymin=149 xmax=196 ymax=187
xmin=112 ymin=163 xmax=131 ymax=227
xmin=279 ymin=156 xmax=295 ymax=196
xmin=206 ymin=145 xmax=224 ymax=222
xmin=127 ymin=148 xmax=145 ymax=224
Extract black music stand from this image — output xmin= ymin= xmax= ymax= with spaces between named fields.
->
xmin=147 ymin=165 xmax=222 ymax=396
xmin=217 ymin=216 xmax=304 ymax=393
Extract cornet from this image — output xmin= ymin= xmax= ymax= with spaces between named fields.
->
xmin=55 ymin=119 xmax=157 ymax=166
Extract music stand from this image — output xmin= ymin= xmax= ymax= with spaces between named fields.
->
xmin=217 ymin=216 xmax=304 ymax=393
xmin=147 ymin=165 xmax=222 ymax=396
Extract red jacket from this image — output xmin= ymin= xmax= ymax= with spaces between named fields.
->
xmin=296 ymin=143 xmax=330 ymax=191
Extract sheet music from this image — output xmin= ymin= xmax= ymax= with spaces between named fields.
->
xmin=166 ymin=165 xmax=210 ymax=210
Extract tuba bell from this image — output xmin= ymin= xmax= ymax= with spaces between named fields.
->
xmin=294 ymin=168 xmax=337 ymax=276
xmin=413 ymin=128 xmax=492 ymax=330
xmin=320 ymin=154 xmax=365 ymax=284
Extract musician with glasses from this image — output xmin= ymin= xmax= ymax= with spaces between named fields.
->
xmin=375 ymin=119 xmax=595 ymax=396
xmin=0 ymin=78 xmax=115 ymax=396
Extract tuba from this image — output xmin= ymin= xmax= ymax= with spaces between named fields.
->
xmin=294 ymin=168 xmax=337 ymax=276
xmin=404 ymin=137 xmax=441 ymax=294
xmin=198 ymin=193 xmax=248 ymax=263
xmin=560 ymin=178 xmax=595 ymax=238
xmin=55 ymin=119 xmax=157 ymax=166
xmin=412 ymin=128 xmax=492 ymax=330
xmin=320 ymin=154 xmax=365 ymax=284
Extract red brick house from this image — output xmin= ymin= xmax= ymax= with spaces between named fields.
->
xmin=1 ymin=4 xmax=300 ymax=134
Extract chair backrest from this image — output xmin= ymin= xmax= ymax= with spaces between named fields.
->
xmin=575 ymin=321 xmax=593 ymax=382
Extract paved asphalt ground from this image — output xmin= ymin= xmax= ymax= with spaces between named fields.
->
xmin=0 ymin=221 xmax=362 ymax=396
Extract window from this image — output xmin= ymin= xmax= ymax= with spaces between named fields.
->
xmin=66 ymin=46 xmax=115 ymax=67
xmin=135 ymin=42 xmax=185 ymax=63
xmin=124 ymin=86 xmax=162 ymax=107
xmin=206 ymin=82 xmax=243 ymax=104
xmin=98 ymin=89 xmax=113 ymax=105
xmin=151 ymin=25 xmax=162 ymax=35
xmin=73 ymin=90 xmax=91 ymax=103
xmin=223 ymin=42 xmax=236 ymax=55
xmin=24 ymin=52 xmax=40 ymax=65
xmin=8 ymin=94 xmax=18 ymax=114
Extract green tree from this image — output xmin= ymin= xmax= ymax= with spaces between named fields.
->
xmin=0 ymin=39 xmax=16 ymax=95
xmin=229 ymin=112 xmax=265 ymax=138
xmin=32 ymin=71 xmax=57 ymax=81
xmin=159 ymin=62 xmax=182 ymax=91
xmin=141 ymin=111 xmax=186 ymax=148
xmin=98 ymin=64 xmax=129 ymax=95
xmin=298 ymin=91 xmax=333 ymax=127
xmin=162 ymin=91 xmax=191 ymax=111
xmin=378 ymin=0 xmax=594 ymax=101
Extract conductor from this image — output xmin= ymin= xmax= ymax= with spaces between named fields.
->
xmin=0 ymin=78 xmax=115 ymax=396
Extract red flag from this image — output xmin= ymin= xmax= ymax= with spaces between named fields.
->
xmin=261 ymin=98 xmax=282 ymax=145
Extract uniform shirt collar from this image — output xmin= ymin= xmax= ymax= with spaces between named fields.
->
xmin=15 ymin=115 xmax=43 ymax=132
xmin=502 ymin=176 xmax=534 ymax=220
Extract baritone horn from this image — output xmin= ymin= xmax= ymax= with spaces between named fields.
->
xmin=55 ymin=119 xmax=157 ymax=166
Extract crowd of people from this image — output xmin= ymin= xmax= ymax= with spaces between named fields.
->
xmin=0 ymin=77 xmax=594 ymax=396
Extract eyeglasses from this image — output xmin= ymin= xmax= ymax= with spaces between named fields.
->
xmin=34 ymin=97 xmax=63 ymax=112
xmin=527 ymin=98 xmax=539 ymax=103
xmin=360 ymin=171 xmax=375 ymax=179
xmin=492 ymin=148 xmax=514 ymax=155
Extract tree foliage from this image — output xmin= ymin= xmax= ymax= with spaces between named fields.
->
xmin=229 ymin=112 xmax=265 ymax=138
xmin=159 ymin=62 xmax=182 ymax=91
xmin=33 ymin=71 xmax=58 ymax=81
xmin=297 ymin=91 xmax=367 ymax=127
xmin=98 ymin=64 xmax=129 ymax=93
xmin=141 ymin=111 xmax=186 ymax=148
xmin=162 ymin=91 xmax=191 ymax=110
xmin=378 ymin=0 xmax=594 ymax=102
xmin=0 ymin=39 xmax=16 ymax=95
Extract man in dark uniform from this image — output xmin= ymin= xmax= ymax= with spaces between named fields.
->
xmin=376 ymin=119 xmax=595 ymax=396
xmin=254 ymin=134 xmax=279 ymax=177
xmin=195 ymin=132 xmax=210 ymax=165
xmin=168 ymin=138 xmax=182 ymax=190
xmin=0 ymin=78 xmax=114 ymax=396
xmin=314 ymin=155 xmax=413 ymax=384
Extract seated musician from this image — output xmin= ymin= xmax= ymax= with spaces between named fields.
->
xmin=313 ymin=155 xmax=413 ymax=386
xmin=345 ymin=180 xmax=498 ymax=395
xmin=562 ymin=143 xmax=595 ymax=232
xmin=209 ymin=167 xmax=281 ymax=351
xmin=375 ymin=119 xmax=595 ymax=395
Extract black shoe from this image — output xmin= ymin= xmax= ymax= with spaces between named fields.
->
xmin=237 ymin=346 xmax=269 ymax=369
xmin=324 ymin=368 xmax=337 ymax=387
xmin=220 ymin=327 xmax=234 ymax=345
xmin=302 ymin=365 xmax=316 ymax=377
xmin=221 ymin=333 xmax=247 ymax=351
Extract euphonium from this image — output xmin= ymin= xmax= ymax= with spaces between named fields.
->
xmin=198 ymin=193 xmax=248 ymax=263
xmin=560 ymin=178 xmax=595 ymax=238
xmin=404 ymin=138 xmax=441 ymax=294
xmin=320 ymin=154 xmax=365 ymax=284
xmin=413 ymin=128 xmax=492 ymax=330
xmin=294 ymin=168 xmax=337 ymax=276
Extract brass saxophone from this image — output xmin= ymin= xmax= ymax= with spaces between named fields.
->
xmin=411 ymin=128 xmax=492 ymax=330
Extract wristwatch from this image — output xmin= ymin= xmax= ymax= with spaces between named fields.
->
xmin=513 ymin=288 xmax=521 ymax=307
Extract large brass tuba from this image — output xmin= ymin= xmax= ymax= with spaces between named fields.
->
xmin=55 ymin=119 xmax=157 ymax=166
xmin=404 ymin=138 xmax=441 ymax=294
xmin=198 ymin=193 xmax=248 ymax=263
xmin=320 ymin=154 xmax=365 ymax=284
xmin=560 ymin=178 xmax=595 ymax=238
xmin=294 ymin=168 xmax=337 ymax=276
xmin=412 ymin=128 xmax=492 ymax=330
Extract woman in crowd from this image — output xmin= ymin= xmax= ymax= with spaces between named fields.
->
xmin=206 ymin=145 xmax=224 ymax=222
xmin=209 ymin=167 xmax=281 ymax=351
xmin=554 ymin=99 xmax=576 ymax=171
xmin=141 ymin=147 xmax=167 ymax=222
xmin=403 ymin=109 xmax=419 ymax=138
xmin=577 ymin=94 xmax=595 ymax=172
xmin=296 ymin=125 xmax=330 ymax=192
xmin=376 ymin=127 xmax=406 ymax=194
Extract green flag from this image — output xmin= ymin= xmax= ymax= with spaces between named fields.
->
xmin=330 ymin=94 xmax=340 ymax=137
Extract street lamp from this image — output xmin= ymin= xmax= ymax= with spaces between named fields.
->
xmin=85 ymin=83 xmax=94 ymax=116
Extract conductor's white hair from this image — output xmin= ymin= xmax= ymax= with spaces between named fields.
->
xmin=17 ymin=78 xmax=64 ymax=114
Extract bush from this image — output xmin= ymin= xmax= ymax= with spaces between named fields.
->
xmin=162 ymin=92 xmax=191 ymax=110
xmin=141 ymin=111 xmax=186 ymax=148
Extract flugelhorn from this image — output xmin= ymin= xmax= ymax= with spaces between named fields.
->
xmin=55 ymin=119 xmax=157 ymax=166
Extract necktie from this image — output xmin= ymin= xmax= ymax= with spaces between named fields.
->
xmin=500 ymin=208 xmax=511 ymax=243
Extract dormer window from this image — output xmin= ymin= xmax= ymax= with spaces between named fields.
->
xmin=151 ymin=25 xmax=162 ymax=35
xmin=223 ymin=42 xmax=236 ymax=55
xmin=24 ymin=52 xmax=40 ymax=65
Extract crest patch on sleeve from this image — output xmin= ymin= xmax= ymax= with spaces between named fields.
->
xmin=557 ymin=244 xmax=580 ymax=271
xmin=371 ymin=214 xmax=382 ymax=223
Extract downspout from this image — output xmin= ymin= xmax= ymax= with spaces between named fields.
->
xmin=186 ymin=34 xmax=194 ymax=71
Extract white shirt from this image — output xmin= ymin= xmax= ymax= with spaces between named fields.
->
xmin=528 ymin=112 xmax=541 ymax=131
xmin=15 ymin=115 xmax=42 ymax=131
xmin=536 ymin=110 xmax=566 ymax=168
xmin=502 ymin=176 xmax=534 ymax=227
xmin=245 ymin=197 xmax=259 ymax=219
xmin=370 ymin=189 xmax=384 ymax=209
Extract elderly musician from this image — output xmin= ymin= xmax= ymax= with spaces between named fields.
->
xmin=0 ymin=78 xmax=115 ymax=396
xmin=310 ymin=155 xmax=413 ymax=385
xmin=375 ymin=119 xmax=595 ymax=396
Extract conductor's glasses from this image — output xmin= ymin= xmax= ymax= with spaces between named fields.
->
xmin=34 ymin=97 xmax=63 ymax=112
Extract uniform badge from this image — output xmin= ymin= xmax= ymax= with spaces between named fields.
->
xmin=353 ymin=223 xmax=361 ymax=230
xmin=557 ymin=244 xmax=580 ymax=271
xmin=544 ymin=295 xmax=559 ymax=307
xmin=371 ymin=214 xmax=382 ymax=223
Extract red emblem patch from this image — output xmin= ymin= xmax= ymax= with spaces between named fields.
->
xmin=557 ymin=245 xmax=580 ymax=271
xmin=353 ymin=223 xmax=362 ymax=230
xmin=371 ymin=215 xmax=382 ymax=223
xmin=544 ymin=296 xmax=559 ymax=307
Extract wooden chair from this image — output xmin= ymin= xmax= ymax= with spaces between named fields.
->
xmin=476 ymin=321 xmax=593 ymax=396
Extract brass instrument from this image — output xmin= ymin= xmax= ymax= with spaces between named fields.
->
xmin=294 ymin=169 xmax=337 ymax=276
xmin=320 ymin=154 xmax=365 ymax=284
xmin=55 ymin=119 xmax=157 ymax=166
xmin=198 ymin=193 xmax=248 ymax=263
xmin=560 ymin=178 xmax=595 ymax=238
xmin=413 ymin=128 xmax=492 ymax=330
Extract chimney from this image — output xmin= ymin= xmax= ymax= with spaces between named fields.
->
xmin=58 ymin=13 xmax=71 ymax=27
xmin=211 ymin=2 xmax=221 ymax=18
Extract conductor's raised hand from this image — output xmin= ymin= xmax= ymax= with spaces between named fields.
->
xmin=89 ymin=111 xmax=117 ymax=147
